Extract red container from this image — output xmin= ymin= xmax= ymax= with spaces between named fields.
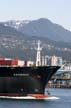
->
xmin=0 ymin=59 xmax=18 ymax=66
xmin=11 ymin=59 xmax=18 ymax=65
xmin=0 ymin=60 xmax=5 ymax=65
xmin=0 ymin=58 xmax=5 ymax=60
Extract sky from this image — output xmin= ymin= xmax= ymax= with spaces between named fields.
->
xmin=0 ymin=0 xmax=71 ymax=31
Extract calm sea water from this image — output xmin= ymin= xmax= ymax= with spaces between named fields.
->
xmin=0 ymin=88 xmax=71 ymax=108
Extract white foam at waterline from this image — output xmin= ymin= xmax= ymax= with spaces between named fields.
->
xmin=44 ymin=96 xmax=60 ymax=100
xmin=0 ymin=96 xmax=36 ymax=99
xmin=0 ymin=96 xmax=60 ymax=100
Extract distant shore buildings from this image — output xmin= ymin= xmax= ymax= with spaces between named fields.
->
xmin=41 ymin=55 xmax=71 ymax=88
xmin=41 ymin=55 xmax=63 ymax=66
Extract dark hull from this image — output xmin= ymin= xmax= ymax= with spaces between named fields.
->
xmin=0 ymin=66 xmax=60 ymax=96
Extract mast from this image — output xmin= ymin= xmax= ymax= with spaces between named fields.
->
xmin=36 ymin=40 xmax=42 ymax=66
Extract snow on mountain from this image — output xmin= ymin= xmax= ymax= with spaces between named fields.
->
xmin=1 ymin=18 xmax=71 ymax=42
xmin=3 ymin=20 xmax=30 ymax=29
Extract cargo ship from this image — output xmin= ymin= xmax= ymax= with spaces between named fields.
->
xmin=0 ymin=41 xmax=60 ymax=99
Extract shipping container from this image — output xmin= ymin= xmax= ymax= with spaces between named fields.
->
xmin=0 ymin=58 xmax=5 ymax=60
xmin=0 ymin=59 xmax=18 ymax=66
xmin=18 ymin=60 xmax=24 ymax=67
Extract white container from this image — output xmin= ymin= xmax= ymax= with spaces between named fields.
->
xmin=27 ymin=61 xmax=34 ymax=67
xmin=18 ymin=60 xmax=24 ymax=67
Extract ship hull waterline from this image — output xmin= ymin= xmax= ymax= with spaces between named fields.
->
xmin=0 ymin=66 xmax=60 ymax=99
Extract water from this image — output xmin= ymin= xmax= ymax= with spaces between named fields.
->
xmin=0 ymin=88 xmax=71 ymax=108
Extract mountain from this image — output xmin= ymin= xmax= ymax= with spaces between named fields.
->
xmin=3 ymin=18 xmax=71 ymax=42
xmin=3 ymin=20 xmax=30 ymax=30
xmin=0 ymin=23 xmax=71 ymax=61
xmin=0 ymin=23 xmax=24 ymax=38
